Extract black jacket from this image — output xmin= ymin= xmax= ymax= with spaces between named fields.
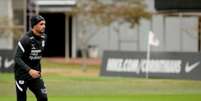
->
xmin=14 ymin=31 xmax=46 ymax=80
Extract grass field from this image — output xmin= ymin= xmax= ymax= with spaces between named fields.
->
xmin=1 ymin=58 xmax=201 ymax=101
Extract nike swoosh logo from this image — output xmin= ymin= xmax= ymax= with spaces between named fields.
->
xmin=185 ymin=62 xmax=200 ymax=73
xmin=4 ymin=59 xmax=14 ymax=68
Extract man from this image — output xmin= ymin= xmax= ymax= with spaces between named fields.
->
xmin=14 ymin=15 xmax=48 ymax=101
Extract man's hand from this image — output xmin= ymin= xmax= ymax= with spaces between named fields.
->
xmin=28 ymin=69 xmax=41 ymax=79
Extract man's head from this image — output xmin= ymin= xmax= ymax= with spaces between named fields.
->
xmin=31 ymin=15 xmax=46 ymax=36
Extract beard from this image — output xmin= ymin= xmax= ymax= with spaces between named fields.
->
xmin=37 ymin=28 xmax=45 ymax=34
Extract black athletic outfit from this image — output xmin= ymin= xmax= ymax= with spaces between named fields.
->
xmin=14 ymin=30 xmax=47 ymax=101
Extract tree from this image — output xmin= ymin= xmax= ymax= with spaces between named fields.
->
xmin=71 ymin=0 xmax=150 ymax=71
xmin=0 ymin=16 xmax=23 ymax=42
xmin=72 ymin=0 xmax=150 ymax=51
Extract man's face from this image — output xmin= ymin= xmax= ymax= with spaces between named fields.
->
xmin=33 ymin=20 xmax=46 ymax=35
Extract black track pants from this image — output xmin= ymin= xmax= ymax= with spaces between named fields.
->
xmin=15 ymin=78 xmax=48 ymax=101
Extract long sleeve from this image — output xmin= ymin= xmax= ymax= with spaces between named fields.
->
xmin=15 ymin=45 xmax=31 ymax=72
xmin=14 ymin=36 xmax=31 ymax=72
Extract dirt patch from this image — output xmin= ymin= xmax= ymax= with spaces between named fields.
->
xmin=42 ymin=67 xmax=99 ymax=77
xmin=45 ymin=58 xmax=101 ymax=65
xmin=42 ymin=58 xmax=101 ymax=77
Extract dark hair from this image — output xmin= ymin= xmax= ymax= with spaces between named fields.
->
xmin=31 ymin=15 xmax=45 ymax=28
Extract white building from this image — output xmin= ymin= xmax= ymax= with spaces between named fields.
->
xmin=1 ymin=0 xmax=201 ymax=58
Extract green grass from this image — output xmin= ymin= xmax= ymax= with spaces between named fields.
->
xmin=0 ymin=95 xmax=201 ymax=101
xmin=1 ymin=58 xmax=201 ymax=101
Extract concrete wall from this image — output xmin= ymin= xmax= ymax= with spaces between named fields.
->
xmin=2 ymin=0 xmax=198 ymax=58
xmin=74 ymin=0 xmax=199 ymax=57
xmin=0 ymin=0 xmax=13 ymax=50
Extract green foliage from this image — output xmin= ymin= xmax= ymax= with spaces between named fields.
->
xmin=72 ymin=0 xmax=151 ymax=27
xmin=0 ymin=16 xmax=23 ymax=39
xmin=71 ymin=0 xmax=151 ymax=51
